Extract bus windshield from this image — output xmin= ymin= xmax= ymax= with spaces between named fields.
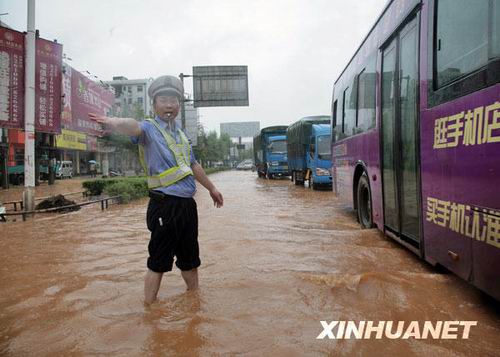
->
xmin=317 ymin=135 xmax=331 ymax=160
xmin=269 ymin=140 xmax=287 ymax=154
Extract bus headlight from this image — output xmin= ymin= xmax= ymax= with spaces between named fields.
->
xmin=316 ymin=168 xmax=330 ymax=176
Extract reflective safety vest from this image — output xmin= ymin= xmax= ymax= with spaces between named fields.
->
xmin=138 ymin=119 xmax=193 ymax=189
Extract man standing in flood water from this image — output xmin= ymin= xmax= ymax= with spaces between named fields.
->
xmin=89 ymin=75 xmax=223 ymax=304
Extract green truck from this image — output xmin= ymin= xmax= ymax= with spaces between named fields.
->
xmin=0 ymin=155 xmax=50 ymax=185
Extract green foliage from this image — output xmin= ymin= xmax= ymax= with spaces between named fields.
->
xmin=82 ymin=178 xmax=119 ymax=196
xmin=193 ymin=125 xmax=233 ymax=167
xmin=82 ymin=177 xmax=147 ymax=196
xmin=82 ymin=168 xmax=229 ymax=204
xmin=132 ymin=103 xmax=146 ymax=121
xmin=104 ymin=179 xmax=148 ymax=203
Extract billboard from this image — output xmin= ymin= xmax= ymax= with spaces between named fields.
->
xmin=67 ymin=65 xmax=114 ymax=136
xmin=220 ymin=121 xmax=260 ymax=138
xmin=0 ymin=26 xmax=63 ymax=133
xmin=0 ymin=26 xmax=24 ymax=129
xmin=192 ymin=66 xmax=249 ymax=108
xmin=35 ymin=37 xmax=63 ymax=133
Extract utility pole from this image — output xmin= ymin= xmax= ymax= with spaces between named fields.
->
xmin=1 ymin=129 xmax=8 ymax=189
xmin=23 ymin=0 xmax=36 ymax=212
xmin=179 ymin=73 xmax=186 ymax=130
xmin=48 ymin=134 xmax=55 ymax=184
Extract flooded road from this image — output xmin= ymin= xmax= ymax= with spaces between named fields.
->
xmin=1 ymin=171 xmax=499 ymax=356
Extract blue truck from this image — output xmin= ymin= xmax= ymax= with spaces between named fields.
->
xmin=253 ymin=126 xmax=290 ymax=179
xmin=287 ymin=116 xmax=332 ymax=190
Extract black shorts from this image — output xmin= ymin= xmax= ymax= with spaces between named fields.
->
xmin=146 ymin=191 xmax=200 ymax=272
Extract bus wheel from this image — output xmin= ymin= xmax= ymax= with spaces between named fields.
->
xmin=357 ymin=173 xmax=373 ymax=228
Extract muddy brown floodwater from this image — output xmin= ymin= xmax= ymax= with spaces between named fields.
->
xmin=1 ymin=171 xmax=499 ymax=356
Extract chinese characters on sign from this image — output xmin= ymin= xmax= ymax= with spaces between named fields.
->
xmin=0 ymin=27 xmax=24 ymax=129
xmin=55 ymin=128 xmax=87 ymax=150
xmin=69 ymin=67 xmax=114 ymax=136
xmin=35 ymin=38 xmax=63 ymax=133
xmin=426 ymin=196 xmax=500 ymax=249
xmin=61 ymin=64 xmax=72 ymax=125
xmin=433 ymin=101 xmax=500 ymax=149
xmin=0 ymin=26 xmax=63 ymax=132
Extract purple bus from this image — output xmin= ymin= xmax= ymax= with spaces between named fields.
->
xmin=331 ymin=0 xmax=499 ymax=299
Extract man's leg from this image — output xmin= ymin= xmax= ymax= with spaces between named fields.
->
xmin=144 ymin=269 xmax=163 ymax=304
xmin=181 ymin=268 xmax=198 ymax=290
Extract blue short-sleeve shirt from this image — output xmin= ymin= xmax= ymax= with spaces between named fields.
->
xmin=131 ymin=116 xmax=197 ymax=198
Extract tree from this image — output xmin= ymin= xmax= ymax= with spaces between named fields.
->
xmin=206 ymin=131 xmax=219 ymax=164
xmin=193 ymin=123 xmax=207 ymax=166
xmin=192 ymin=125 xmax=233 ymax=167
xmin=132 ymin=102 xmax=146 ymax=120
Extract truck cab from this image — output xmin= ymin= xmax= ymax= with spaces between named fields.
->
xmin=254 ymin=125 xmax=289 ymax=179
xmin=287 ymin=116 xmax=331 ymax=190
xmin=306 ymin=124 xmax=332 ymax=188
xmin=266 ymin=135 xmax=289 ymax=179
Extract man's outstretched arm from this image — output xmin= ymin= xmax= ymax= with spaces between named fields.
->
xmin=191 ymin=163 xmax=224 ymax=208
xmin=88 ymin=113 xmax=142 ymax=137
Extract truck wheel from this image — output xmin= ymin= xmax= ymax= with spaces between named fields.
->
xmin=357 ymin=173 xmax=374 ymax=228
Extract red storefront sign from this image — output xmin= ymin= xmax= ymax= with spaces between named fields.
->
xmin=0 ymin=26 xmax=24 ymax=129
xmin=35 ymin=37 xmax=63 ymax=133
xmin=68 ymin=66 xmax=114 ymax=136
xmin=0 ymin=25 xmax=63 ymax=133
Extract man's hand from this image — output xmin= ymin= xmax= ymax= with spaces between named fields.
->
xmin=88 ymin=112 xmax=111 ymax=125
xmin=88 ymin=113 xmax=112 ymax=135
xmin=209 ymin=188 xmax=224 ymax=208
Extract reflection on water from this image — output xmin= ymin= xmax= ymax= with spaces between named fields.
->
xmin=0 ymin=172 xmax=499 ymax=356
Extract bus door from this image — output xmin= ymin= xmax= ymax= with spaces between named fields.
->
xmin=381 ymin=15 xmax=421 ymax=249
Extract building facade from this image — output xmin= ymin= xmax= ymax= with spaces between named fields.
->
xmin=104 ymin=77 xmax=153 ymax=119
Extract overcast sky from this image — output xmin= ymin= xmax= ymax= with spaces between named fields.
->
xmin=2 ymin=0 xmax=387 ymax=133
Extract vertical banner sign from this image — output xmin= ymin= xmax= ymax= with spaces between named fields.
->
xmin=0 ymin=26 xmax=24 ymax=129
xmin=35 ymin=38 xmax=63 ymax=133
xmin=70 ymin=67 xmax=114 ymax=137
xmin=61 ymin=63 xmax=72 ymax=126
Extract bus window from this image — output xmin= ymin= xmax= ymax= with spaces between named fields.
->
xmin=335 ymin=99 xmax=345 ymax=142
xmin=436 ymin=0 xmax=489 ymax=87
xmin=494 ymin=1 xmax=500 ymax=56
xmin=342 ymin=85 xmax=356 ymax=137
xmin=332 ymin=100 xmax=338 ymax=141
xmin=356 ymin=58 xmax=376 ymax=133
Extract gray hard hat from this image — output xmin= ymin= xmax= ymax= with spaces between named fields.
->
xmin=148 ymin=75 xmax=184 ymax=101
